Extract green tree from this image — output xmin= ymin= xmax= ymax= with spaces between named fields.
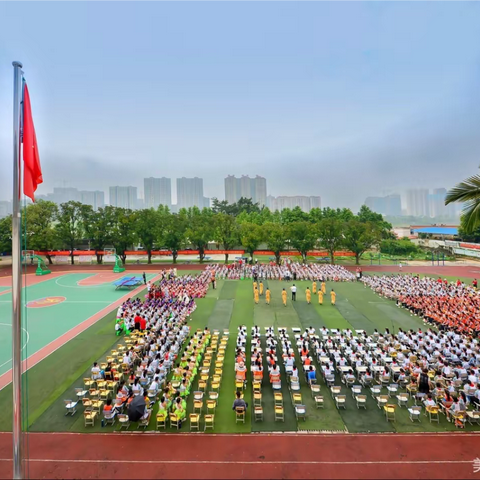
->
xmin=446 ymin=172 xmax=480 ymax=232
xmin=24 ymin=200 xmax=59 ymax=264
xmin=135 ymin=209 xmax=158 ymax=264
xmin=357 ymin=205 xmax=393 ymax=239
xmin=343 ymin=219 xmax=381 ymax=265
xmin=380 ymin=238 xmax=418 ymax=257
xmin=239 ymin=222 xmax=263 ymax=262
xmin=0 ymin=216 xmax=12 ymax=254
xmin=214 ymin=213 xmax=239 ymax=263
xmin=81 ymin=206 xmax=116 ymax=264
xmin=161 ymin=210 xmax=187 ymax=264
xmin=281 ymin=207 xmax=309 ymax=224
xmin=111 ymin=208 xmax=137 ymax=264
xmin=318 ymin=218 xmax=345 ymax=265
xmin=185 ymin=207 xmax=214 ymax=263
xmin=264 ymin=222 xmax=287 ymax=265
xmin=287 ymin=221 xmax=318 ymax=262
xmin=55 ymin=201 xmax=85 ymax=265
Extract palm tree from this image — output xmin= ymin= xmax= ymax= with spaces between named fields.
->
xmin=445 ymin=173 xmax=480 ymax=232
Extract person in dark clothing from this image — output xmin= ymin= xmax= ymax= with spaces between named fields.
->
xmin=417 ymin=369 xmax=430 ymax=394
xmin=142 ymin=272 xmax=147 ymax=285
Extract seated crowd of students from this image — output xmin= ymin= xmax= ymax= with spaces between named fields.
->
xmin=85 ymin=270 xmax=211 ymax=427
xmin=209 ymin=262 xmax=355 ymax=282
xmin=362 ymin=274 xmax=480 ymax=334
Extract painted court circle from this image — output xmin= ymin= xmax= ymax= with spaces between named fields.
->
xmin=27 ymin=296 xmax=66 ymax=308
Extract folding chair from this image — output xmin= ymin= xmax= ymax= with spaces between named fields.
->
xmin=335 ymin=395 xmax=346 ymax=409
xmin=254 ymin=406 xmax=264 ymax=422
xmin=208 ymin=391 xmax=219 ymax=403
xmin=156 ymin=412 xmax=166 ymax=430
xmin=236 ymin=407 xmax=246 ymax=424
xmin=311 ymin=384 xmax=321 ymax=397
xmin=467 ymin=411 xmax=480 ymax=425
xmin=254 ymin=392 xmax=262 ymax=407
xmin=207 ymin=400 xmax=217 ymax=414
xmin=370 ymin=386 xmax=381 ymax=398
xmin=211 ymin=381 xmax=221 ymax=393
xmin=138 ymin=412 xmax=151 ymax=429
xmin=355 ymin=395 xmax=367 ymax=409
xmin=331 ymin=386 xmax=341 ymax=396
xmin=275 ymin=405 xmax=285 ymax=422
xmin=83 ymin=408 xmax=97 ymax=427
xmin=190 ymin=413 xmax=200 ymax=431
xmin=193 ymin=400 xmax=203 ymax=414
xmin=118 ymin=413 xmax=130 ymax=430
xmin=292 ymin=393 xmax=302 ymax=406
xmin=274 ymin=392 xmax=283 ymax=407
xmin=64 ymin=399 xmax=78 ymax=416
xmin=103 ymin=410 xmax=116 ymax=426
xmin=253 ymin=381 xmax=262 ymax=393
xmin=204 ymin=414 xmax=215 ymax=431
xmin=427 ymin=406 xmax=440 ymax=424
xmin=193 ymin=391 xmax=204 ymax=402
xmin=75 ymin=388 xmax=88 ymax=400
xmin=198 ymin=380 xmax=207 ymax=392
xmin=314 ymin=395 xmax=324 ymax=409
xmin=408 ymin=406 xmax=421 ymax=422
xmin=351 ymin=385 xmax=362 ymax=399
xmin=376 ymin=395 xmax=389 ymax=410
xmin=170 ymin=413 xmax=180 ymax=430
xmin=384 ymin=404 xmax=396 ymax=422
xmin=295 ymin=404 xmax=307 ymax=421
xmin=397 ymin=393 xmax=409 ymax=407
xmin=387 ymin=384 xmax=399 ymax=398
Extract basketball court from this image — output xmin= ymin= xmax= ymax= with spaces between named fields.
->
xmin=0 ymin=271 xmax=159 ymax=387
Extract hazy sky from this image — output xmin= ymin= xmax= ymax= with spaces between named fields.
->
xmin=1 ymin=2 xmax=480 ymax=209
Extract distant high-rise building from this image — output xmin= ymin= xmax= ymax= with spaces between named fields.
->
xmin=224 ymin=175 xmax=267 ymax=206
xmin=53 ymin=187 xmax=81 ymax=204
xmin=406 ymin=189 xmax=429 ymax=217
xmin=253 ymin=176 xmax=267 ymax=207
xmin=80 ymin=190 xmax=105 ymax=210
xmin=144 ymin=177 xmax=172 ymax=209
xmin=176 ymin=177 xmax=204 ymax=209
xmin=269 ymin=196 xmax=321 ymax=213
xmin=109 ymin=186 xmax=138 ymax=210
xmin=428 ymin=187 xmax=457 ymax=218
xmin=224 ymin=175 xmax=238 ymax=205
xmin=364 ymin=194 xmax=401 ymax=216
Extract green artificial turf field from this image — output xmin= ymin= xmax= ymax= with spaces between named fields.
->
xmin=3 ymin=274 xmax=478 ymax=434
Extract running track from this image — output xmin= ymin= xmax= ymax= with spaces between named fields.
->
xmin=0 ymin=432 xmax=478 ymax=479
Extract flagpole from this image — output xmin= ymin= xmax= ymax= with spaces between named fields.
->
xmin=12 ymin=60 xmax=24 ymax=480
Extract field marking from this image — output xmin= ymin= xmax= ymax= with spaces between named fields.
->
xmin=0 ymin=458 xmax=473 ymax=466
xmin=55 ymin=275 xmax=111 ymax=289
xmin=0 ymin=323 xmax=30 ymax=369
xmin=0 ymin=274 xmax=162 ymax=391
xmin=0 ymin=300 xmax=115 ymax=304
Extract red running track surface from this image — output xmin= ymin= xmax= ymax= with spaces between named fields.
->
xmin=0 ymin=432 xmax=479 ymax=479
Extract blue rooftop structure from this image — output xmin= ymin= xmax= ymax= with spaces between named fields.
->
xmin=412 ymin=227 xmax=458 ymax=235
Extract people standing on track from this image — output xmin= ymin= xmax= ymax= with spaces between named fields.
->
xmin=211 ymin=272 xmax=216 ymax=289
xmin=312 ymin=281 xmax=317 ymax=294
xmin=143 ymin=272 xmax=147 ymax=285
xmin=254 ymin=287 xmax=259 ymax=304
xmin=266 ymin=287 xmax=271 ymax=305
xmin=318 ymin=289 xmax=324 ymax=305
xmin=306 ymin=287 xmax=311 ymax=304
xmin=331 ymin=289 xmax=336 ymax=306
xmin=291 ymin=284 xmax=297 ymax=301
xmin=259 ymin=281 xmax=264 ymax=296
xmin=282 ymin=288 xmax=287 ymax=307
xmin=321 ymin=281 xmax=326 ymax=294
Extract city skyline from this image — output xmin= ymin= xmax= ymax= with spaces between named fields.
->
xmin=0 ymin=176 xmax=461 ymax=221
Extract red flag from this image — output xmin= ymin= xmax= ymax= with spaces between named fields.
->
xmin=22 ymin=84 xmax=43 ymax=201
